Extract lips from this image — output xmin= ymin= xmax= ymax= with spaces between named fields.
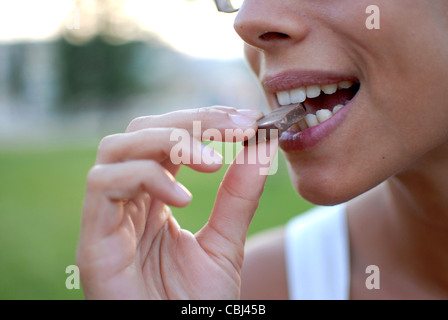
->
xmin=262 ymin=71 xmax=360 ymax=151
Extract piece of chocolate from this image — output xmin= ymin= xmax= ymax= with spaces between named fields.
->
xmin=244 ymin=104 xmax=306 ymax=145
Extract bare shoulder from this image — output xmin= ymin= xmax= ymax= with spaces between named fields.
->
xmin=240 ymin=226 xmax=288 ymax=300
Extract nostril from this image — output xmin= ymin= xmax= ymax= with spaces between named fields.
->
xmin=259 ymin=32 xmax=290 ymax=42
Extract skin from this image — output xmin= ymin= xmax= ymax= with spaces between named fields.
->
xmin=77 ymin=107 xmax=277 ymax=299
xmin=238 ymin=0 xmax=448 ymax=299
xmin=78 ymin=0 xmax=448 ymax=299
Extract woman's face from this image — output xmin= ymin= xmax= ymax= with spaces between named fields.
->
xmin=235 ymin=0 xmax=448 ymax=205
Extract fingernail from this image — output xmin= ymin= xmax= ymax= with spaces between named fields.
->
xmin=230 ymin=114 xmax=257 ymax=127
xmin=174 ymin=182 xmax=192 ymax=202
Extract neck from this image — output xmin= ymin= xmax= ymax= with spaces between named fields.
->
xmin=383 ymin=142 xmax=448 ymax=291
xmin=387 ymin=143 xmax=448 ymax=230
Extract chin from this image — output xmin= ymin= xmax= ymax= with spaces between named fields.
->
xmin=287 ymin=165 xmax=368 ymax=207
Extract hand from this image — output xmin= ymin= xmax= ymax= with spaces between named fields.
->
xmin=76 ymin=106 xmax=277 ymax=299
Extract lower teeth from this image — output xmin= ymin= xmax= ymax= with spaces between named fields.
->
xmin=333 ymin=105 xmax=344 ymax=114
xmin=298 ymin=118 xmax=308 ymax=131
xmin=305 ymin=114 xmax=319 ymax=128
xmin=288 ymin=104 xmax=345 ymax=131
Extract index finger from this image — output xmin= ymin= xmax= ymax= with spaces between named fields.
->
xmin=126 ymin=106 xmax=263 ymax=141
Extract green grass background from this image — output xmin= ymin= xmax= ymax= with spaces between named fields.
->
xmin=0 ymin=143 xmax=313 ymax=300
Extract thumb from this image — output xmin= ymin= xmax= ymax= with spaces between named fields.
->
xmin=195 ymin=140 xmax=279 ymax=269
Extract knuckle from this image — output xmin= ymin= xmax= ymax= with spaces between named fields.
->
xmin=98 ymin=134 xmax=117 ymax=153
xmin=138 ymin=128 xmax=175 ymax=157
xmin=96 ymin=134 xmax=122 ymax=163
xmin=221 ymin=182 xmax=259 ymax=204
xmin=213 ymin=105 xmax=237 ymax=112
xmin=126 ymin=117 xmax=144 ymax=132
xmin=86 ymin=165 xmax=106 ymax=191
xmin=196 ymin=107 xmax=228 ymax=118
xmin=138 ymin=161 xmax=166 ymax=189
xmin=149 ymin=160 xmax=173 ymax=179
xmin=194 ymin=107 xmax=232 ymax=126
xmin=126 ymin=115 xmax=155 ymax=132
xmin=143 ymin=159 xmax=158 ymax=172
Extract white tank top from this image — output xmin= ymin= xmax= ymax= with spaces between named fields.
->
xmin=285 ymin=204 xmax=350 ymax=300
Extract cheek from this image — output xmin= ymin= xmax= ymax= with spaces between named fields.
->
xmin=368 ymin=64 xmax=448 ymax=163
xmin=244 ymin=44 xmax=261 ymax=75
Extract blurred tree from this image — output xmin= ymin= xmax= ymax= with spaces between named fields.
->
xmin=56 ymin=37 xmax=154 ymax=112
xmin=56 ymin=0 xmax=156 ymax=113
xmin=8 ymin=44 xmax=26 ymax=98
xmin=63 ymin=0 xmax=142 ymax=45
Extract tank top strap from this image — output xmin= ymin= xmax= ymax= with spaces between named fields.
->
xmin=285 ymin=204 xmax=350 ymax=300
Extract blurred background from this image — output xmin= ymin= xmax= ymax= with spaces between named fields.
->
xmin=0 ymin=0 xmax=312 ymax=299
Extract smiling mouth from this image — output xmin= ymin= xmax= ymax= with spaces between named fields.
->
xmin=275 ymin=80 xmax=360 ymax=131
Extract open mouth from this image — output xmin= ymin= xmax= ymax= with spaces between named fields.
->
xmin=275 ymin=80 xmax=360 ymax=132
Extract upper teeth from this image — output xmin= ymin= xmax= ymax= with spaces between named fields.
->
xmin=275 ymin=81 xmax=354 ymax=106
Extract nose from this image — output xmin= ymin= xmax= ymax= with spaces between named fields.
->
xmin=234 ymin=0 xmax=309 ymax=52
